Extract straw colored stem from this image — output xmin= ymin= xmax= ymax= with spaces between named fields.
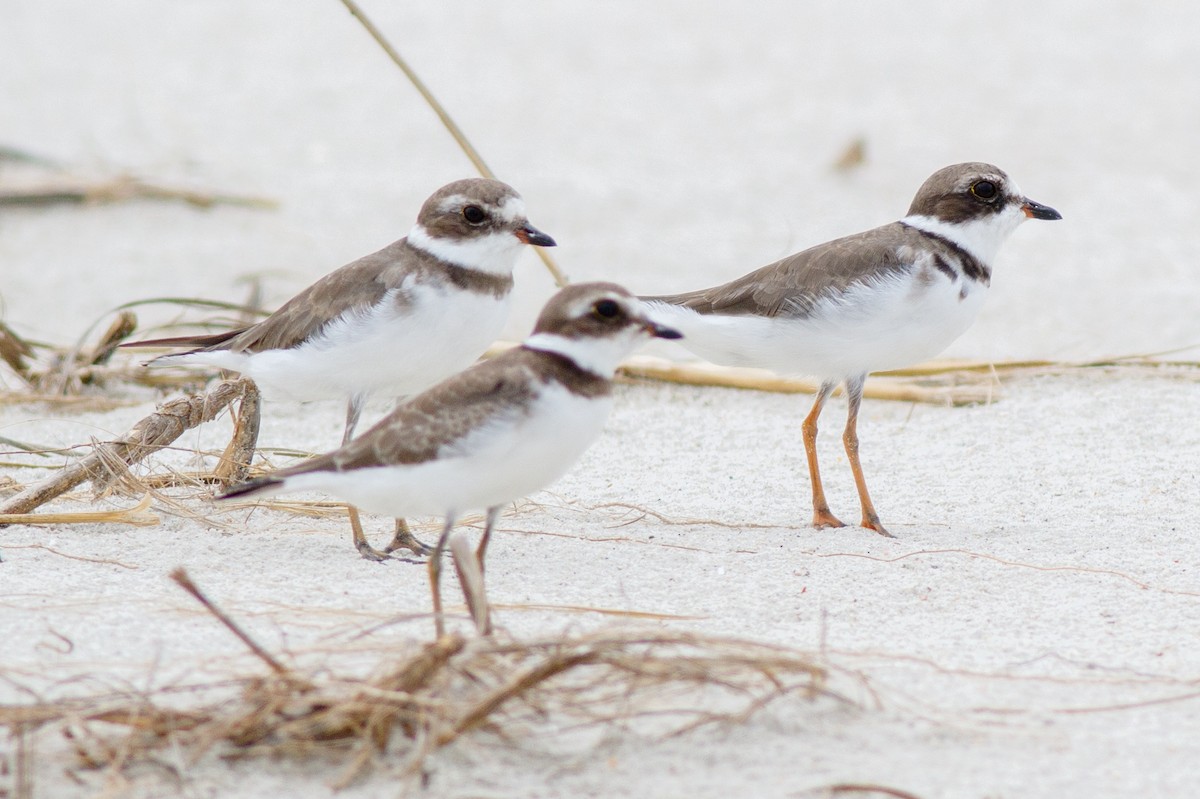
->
xmin=337 ymin=0 xmax=568 ymax=288
xmin=0 ymin=493 xmax=158 ymax=527
xmin=170 ymin=567 xmax=297 ymax=681
xmin=0 ymin=378 xmax=250 ymax=518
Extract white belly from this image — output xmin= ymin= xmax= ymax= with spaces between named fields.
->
xmin=284 ymin=386 xmax=612 ymax=517
xmin=647 ymin=272 xmax=987 ymax=379
xmin=179 ymin=283 xmax=511 ymax=403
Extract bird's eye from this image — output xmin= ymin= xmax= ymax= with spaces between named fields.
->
xmin=592 ymin=299 xmax=621 ymax=320
xmin=462 ymin=205 xmax=487 ymax=224
xmin=970 ymin=181 xmax=997 ymax=200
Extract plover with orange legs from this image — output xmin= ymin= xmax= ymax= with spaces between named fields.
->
xmin=643 ymin=163 xmax=1061 ymax=537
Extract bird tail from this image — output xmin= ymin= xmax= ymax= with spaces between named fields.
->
xmin=120 ymin=328 xmax=245 ymax=354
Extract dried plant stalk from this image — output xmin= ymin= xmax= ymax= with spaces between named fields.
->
xmin=0 ymin=627 xmax=828 ymax=787
xmin=0 ymin=573 xmax=827 ymax=789
xmin=0 ymin=378 xmax=252 ymax=518
xmin=337 ymin=0 xmax=568 ymax=287
xmin=0 ymin=174 xmax=277 ymax=210
xmin=618 ymin=355 xmax=994 ymax=405
xmin=0 ymin=321 xmax=35 ymax=382
xmin=0 ymin=493 xmax=158 ymax=527
xmin=213 ymin=380 xmax=261 ymax=488
xmin=478 ymin=343 xmax=996 ymax=406
xmin=84 ymin=310 xmax=138 ymax=367
xmin=171 ymin=567 xmax=297 ymax=681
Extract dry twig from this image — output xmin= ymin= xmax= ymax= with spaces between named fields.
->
xmin=0 ymin=173 xmax=277 ymax=210
xmin=0 ymin=618 xmax=829 ymax=788
xmin=0 ymin=379 xmax=252 ymax=518
xmin=0 ymin=494 xmax=158 ymax=528
xmin=337 ymin=0 xmax=568 ymax=287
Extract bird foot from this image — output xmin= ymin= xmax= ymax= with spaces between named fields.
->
xmin=383 ymin=526 xmax=435 ymax=557
xmin=355 ymin=539 xmax=397 ymax=562
xmin=862 ymin=516 xmax=895 ymax=539
xmin=812 ymin=509 xmax=847 ymax=529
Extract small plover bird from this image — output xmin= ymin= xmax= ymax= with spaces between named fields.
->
xmin=221 ymin=282 xmax=681 ymax=635
xmin=642 ymin=162 xmax=1061 ymax=537
xmin=124 ymin=178 xmax=555 ymax=559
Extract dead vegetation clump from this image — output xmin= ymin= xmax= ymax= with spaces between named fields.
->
xmin=0 ymin=569 xmax=833 ymax=790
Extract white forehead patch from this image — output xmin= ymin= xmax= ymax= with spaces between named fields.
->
xmin=437 ymin=193 xmax=473 ymax=214
xmin=497 ymin=195 xmax=526 ymax=223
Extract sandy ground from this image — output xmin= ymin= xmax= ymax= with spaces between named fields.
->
xmin=3 ymin=2 xmax=1200 ymax=797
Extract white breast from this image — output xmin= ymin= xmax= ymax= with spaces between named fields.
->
xmin=283 ymin=384 xmax=612 ymax=517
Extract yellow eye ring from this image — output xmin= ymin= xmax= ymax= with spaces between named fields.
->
xmin=970 ymin=180 xmax=997 ymax=200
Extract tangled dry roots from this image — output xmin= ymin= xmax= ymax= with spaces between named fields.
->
xmin=2 ymin=627 xmax=829 ymax=789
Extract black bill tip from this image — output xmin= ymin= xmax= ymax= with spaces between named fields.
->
xmin=517 ymin=224 xmax=557 ymax=247
xmin=1022 ymin=198 xmax=1062 ymax=221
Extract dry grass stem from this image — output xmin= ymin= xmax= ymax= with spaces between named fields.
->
xmin=2 ymin=542 xmax=140 ymax=569
xmin=0 ymin=493 xmax=158 ymax=528
xmin=212 ymin=380 xmax=261 ymax=488
xmin=617 ymin=355 xmax=995 ymax=406
xmin=0 ymin=321 xmax=35 ymax=383
xmin=170 ymin=567 xmax=297 ymax=681
xmin=825 ymin=784 xmax=926 ymax=799
xmin=0 ymin=173 xmax=277 ymax=210
xmin=0 ymin=604 xmax=829 ymax=787
xmin=490 ymin=603 xmax=703 ymax=621
xmin=0 ymin=379 xmax=252 ymax=518
xmin=336 ymin=0 xmax=568 ymax=287
xmin=815 ymin=548 xmax=1200 ymax=599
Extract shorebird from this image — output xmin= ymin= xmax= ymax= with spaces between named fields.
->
xmin=642 ymin=162 xmax=1061 ymax=536
xmin=124 ymin=178 xmax=555 ymax=558
xmin=222 ymin=282 xmax=681 ymax=635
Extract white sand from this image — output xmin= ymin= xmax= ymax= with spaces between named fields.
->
xmin=3 ymin=2 xmax=1200 ymax=797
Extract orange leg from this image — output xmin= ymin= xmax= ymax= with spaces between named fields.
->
xmin=843 ymin=374 xmax=893 ymax=538
xmin=802 ymin=381 xmax=845 ymax=529
xmin=348 ymin=506 xmax=393 ymax=562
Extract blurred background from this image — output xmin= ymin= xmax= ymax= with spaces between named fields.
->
xmin=2 ymin=1 xmax=1197 ymax=362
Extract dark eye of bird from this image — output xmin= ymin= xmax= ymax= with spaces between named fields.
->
xmin=592 ymin=299 xmax=621 ymax=320
xmin=970 ymin=180 xmax=997 ymax=200
xmin=462 ymin=205 xmax=487 ymax=224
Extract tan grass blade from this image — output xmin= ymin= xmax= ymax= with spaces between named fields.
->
xmin=0 ymin=173 xmax=277 ymax=209
xmin=0 ymin=493 xmax=158 ymax=527
xmin=337 ymin=0 xmax=568 ymax=288
xmin=0 ymin=378 xmax=252 ymax=517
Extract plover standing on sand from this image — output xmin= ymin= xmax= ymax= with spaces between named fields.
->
xmin=125 ymin=178 xmax=555 ymax=558
xmin=643 ymin=162 xmax=1061 ymax=536
xmin=221 ymin=282 xmax=682 ymax=636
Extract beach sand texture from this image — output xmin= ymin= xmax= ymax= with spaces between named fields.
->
xmin=2 ymin=2 xmax=1199 ymax=797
